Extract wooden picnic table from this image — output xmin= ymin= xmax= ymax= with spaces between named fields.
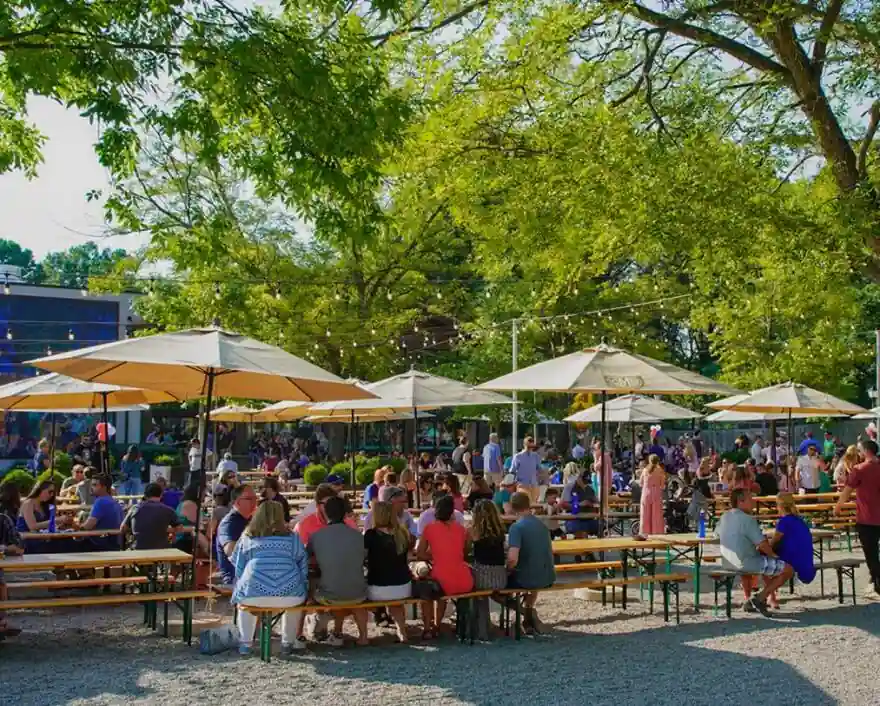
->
xmin=0 ymin=548 xmax=192 ymax=573
xmin=21 ymin=529 xmax=122 ymax=541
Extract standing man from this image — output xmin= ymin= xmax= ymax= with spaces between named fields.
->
xmin=482 ymin=433 xmax=504 ymax=488
xmin=836 ymin=439 xmax=880 ymax=599
xmin=571 ymin=437 xmax=586 ymax=462
xmin=822 ymin=431 xmax=836 ymax=463
xmin=750 ymin=436 xmax=764 ymax=465
xmin=511 ymin=436 xmax=541 ymax=503
xmin=796 ymin=445 xmax=821 ymax=496
xmin=450 ymin=436 xmax=472 ymax=495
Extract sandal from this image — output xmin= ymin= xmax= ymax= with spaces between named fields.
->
xmin=421 ymin=628 xmax=436 ymax=640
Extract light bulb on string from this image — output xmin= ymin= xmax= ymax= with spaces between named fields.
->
xmin=371 ymin=328 xmax=376 ymax=335
xmin=68 ymin=329 xmax=75 ymax=341
xmin=325 ymin=329 xmax=331 ymax=338
xmin=3 ymin=275 xmax=9 ymax=295
xmin=436 ymin=291 xmax=442 ymax=300
xmin=214 ymin=283 xmax=221 ymax=300
xmin=314 ymin=342 xmax=319 ymax=349
xmin=275 ymin=288 xmax=282 ymax=300
xmin=335 ymin=292 xmax=341 ymax=301
xmin=47 ymin=346 xmax=53 ymax=355
xmin=387 ymin=292 xmax=393 ymax=301
xmin=5 ymin=329 xmax=11 ymax=340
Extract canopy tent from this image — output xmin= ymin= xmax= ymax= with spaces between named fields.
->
xmin=28 ymin=327 xmax=375 ymax=578
xmin=207 ymin=405 xmax=264 ymax=423
xmin=251 ymin=400 xmax=312 ymax=422
xmin=0 ymin=373 xmax=178 ymax=472
xmin=478 ymin=343 xmax=740 ymax=527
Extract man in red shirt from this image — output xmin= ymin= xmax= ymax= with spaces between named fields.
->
xmin=294 ymin=484 xmax=356 ymax=547
xmin=837 ymin=439 xmax=880 ymax=598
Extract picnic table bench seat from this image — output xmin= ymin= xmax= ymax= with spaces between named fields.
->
xmin=6 ymin=575 xmax=148 ymax=592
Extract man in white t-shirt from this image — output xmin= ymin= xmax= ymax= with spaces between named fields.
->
xmin=215 ymin=452 xmax=238 ymax=475
xmin=796 ymin=445 xmax=820 ymax=494
xmin=750 ymin=437 xmax=764 ymax=465
xmin=187 ymin=438 xmax=213 ymax=485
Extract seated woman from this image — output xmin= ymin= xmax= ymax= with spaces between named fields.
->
xmin=766 ymin=493 xmax=816 ymax=609
xmin=231 ymin=500 xmax=309 ymax=657
xmin=364 ymin=501 xmax=413 ymax=643
xmin=416 ymin=495 xmax=473 ymax=639
xmin=441 ymin=473 xmax=465 ymax=513
xmin=0 ymin=494 xmax=24 ymax=637
xmin=174 ymin=484 xmax=210 ymax=556
xmin=210 ymin=483 xmax=232 ymax=539
xmin=261 ymin=477 xmax=290 ymax=523
xmin=16 ymin=480 xmax=71 ymax=553
xmin=219 ymin=469 xmax=239 ymax=490
xmin=465 ymin=477 xmax=494 ymax=510
xmin=469 ymin=500 xmax=507 ymax=641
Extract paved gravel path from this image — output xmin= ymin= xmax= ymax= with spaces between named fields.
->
xmin=2 ymin=550 xmax=879 ymax=706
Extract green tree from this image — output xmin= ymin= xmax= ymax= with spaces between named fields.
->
xmin=40 ymin=242 xmax=130 ymax=288
xmin=0 ymin=238 xmax=42 ymax=281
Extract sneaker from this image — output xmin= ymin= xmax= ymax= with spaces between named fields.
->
xmin=238 ymin=643 xmax=253 ymax=656
xmin=324 ymin=633 xmax=345 ymax=647
xmin=742 ymin=601 xmax=757 ymax=614
xmin=863 ymin=584 xmax=880 ymax=599
xmin=747 ymin=596 xmax=773 ymax=618
xmin=280 ymin=638 xmax=307 ymax=656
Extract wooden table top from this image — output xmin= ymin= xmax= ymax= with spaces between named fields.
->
xmin=552 ymin=537 xmax=671 ymax=555
xmin=0 ymin=548 xmax=192 ymax=572
xmin=21 ymin=529 xmax=122 ymax=540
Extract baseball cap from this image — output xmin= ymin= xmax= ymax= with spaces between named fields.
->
xmin=502 ymin=473 xmax=517 ymax=486
xmin=224 ymin=452 xmax=233 ymax=460
xmin=325 ymin=473 xmax=345 ymax=486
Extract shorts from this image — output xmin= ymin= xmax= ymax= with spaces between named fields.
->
xmin=367 ymin=583 xmax=412 ymax=601
xmin=315 ymin=592 xmax=367 ymax=607
xmin=757 ymin=556 xmax=787 ymax=577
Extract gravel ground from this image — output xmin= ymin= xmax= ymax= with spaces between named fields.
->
xmin=2 ymin=547 xmax=880 ymax=706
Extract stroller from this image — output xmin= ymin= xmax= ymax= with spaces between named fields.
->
xmin=664 ymin=496 xmax=691 ymax=533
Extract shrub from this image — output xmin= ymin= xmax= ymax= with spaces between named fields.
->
xmin=0 ymin=469 xmax=35 ymax=495
xmin=354 ymin=454 xmax=369 ymax=467
xmin=330 ymin=461 xmax=350 ymax=477
xmin=152 ymin=454 xmax=179 ymax=467
xmin=385 ymin=457 xmax=406 ymax=473
xmin=303 ymin=464 xmax=328 ymax=486
xmin=52 ymin=451 xmax=73 ymax=477
xmin=36 ymin=469 xmax=68 ymax=490
xmin=355 ymin=464 xmax=377 ymax=486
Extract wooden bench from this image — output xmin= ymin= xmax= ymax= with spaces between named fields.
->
xmin=0 ymin=590 xmax=212 ymax=643
xmin=7 ymin=576 xmax=148 ymax=592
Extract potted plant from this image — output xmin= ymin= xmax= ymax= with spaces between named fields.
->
xmin=150 ymin=454 xmax=178 ymax=483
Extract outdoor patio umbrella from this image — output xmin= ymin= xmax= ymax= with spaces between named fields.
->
xmin=306 ymin=411 xmax=436 ymax=460
xmin=477 ymin=343 xmax=740 ymax=528
xmin=565 ymin=394 xmax=702 ymax=479
xmin=706 ymin=382 xmax=867 ymax=462
xmin=27 ymin=327 xmax=374 ymax=575
xmin=0 ymin=373 xmax=179 ymax=474
xmin=207 ymin=405 xmax=264 ymax=423
xmin=251 ymin=400 xmax=312 ymax=422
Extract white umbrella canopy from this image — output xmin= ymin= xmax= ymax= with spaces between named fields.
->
xmin=705 ymin=409 xmax=823 ymax=423
xmin=705 ymin=382 xmax=866 ymax=416
xmin=306 ymin=411 xmax=436 ymax=423
xmin=0 ymin=373 xmax=179 ymax=410
xmin=251 ymin=400 xmax=312 ymax=422
xmin=12 ymin=404 xmax=150 ymax=414
xmin=366 ymin=368 xmax=512 ymax=409
xmin=564 ymin=394 xmax=702 ymax=424
xmin=26 ymin=328 xmax=375 ymax=403
xmin=208 ymin=405 xmax=263 ymax=423
xmin=853 ymin=407 xmax=880 ymax=420
xmin=476 ymin=344 xmax=741 ymax=396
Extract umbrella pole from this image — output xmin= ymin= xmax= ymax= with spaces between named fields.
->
xmin=788 ymin=409 xmax=793 ymax=464
xmin=600 ymin=390 xmax=608 ymax=535
xmin=350 ymin=410 xmax=356 ymax=488
xmin=191 ymin=368 xmax=215 ymax=587
xmin=413 ymin=405 xmax=420 ymax=508
xmin=631 ymin=423 xmax=636 ymax=478
xmin=102 ymin=391 xmax=110 ymax=476
xmin=49 ymin=413 xmax=56 ymax=471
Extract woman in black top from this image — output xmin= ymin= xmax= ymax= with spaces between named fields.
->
xmin=364 ymin=501 xmax=413 ymax=643
xmin=261 ymin=477 xmax=290 ymax=523
xmin=469 ymin=500 xmax=507 ymax=641
xmin=466 ymin=477 xmax=494 ymax=510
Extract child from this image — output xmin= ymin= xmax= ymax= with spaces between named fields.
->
xmin=542 ymin=487 xmax=565 ymax=539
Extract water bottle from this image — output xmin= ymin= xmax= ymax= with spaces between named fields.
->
xmin=571 ymin=491 xmax=580 ymax=516
xmin=48 ymin=504 xmax=57 ymax=533
xmin=698 ymin=509 xmax=706 ymax=539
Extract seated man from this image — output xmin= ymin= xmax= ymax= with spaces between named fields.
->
xmin=717 ymin=489 xmax=794 ymax=616
xmin=0 ymin=506 xmax=24 ymax=638
xmin=294 ymin=484 xmax=357 ymax=547
xmin=307 ymin=496 xmax=369 ymax=646
xmin=493 ymin=474 xmax=518 ymax=514
xmin=560 ymin=470 xmax=599 ymax=538
xmin=216 ymin=485 xmax=258 ymax=585
xmin=81 ymin=475 xmax=124 ymax=550
xmin=507 ymin=492 xmax=556 ymax=634
xmin=363 ymin=486 xmax=418 ymax=536
xmin=60 ymin=464 xmax=85 ymax=496
xmin=121 ymin=482 xmax=182 ymax=550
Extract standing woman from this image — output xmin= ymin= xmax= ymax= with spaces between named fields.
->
xmin=777 ymin=457 xmax=798 ymax=493
xmin=118 ymin=445 xmax=145 ymax=498
xmin=469 ymin=500 xmax=507 ymax=641
xmin=231 ymin=500 xmax=309 ymax=657
xmin=834 ymin=445 xmax=860 ymax=487
xmin=364 ymin=501 xmax=413 ymax=644
xmin=639 ymin=454 xmax=666 ymax=536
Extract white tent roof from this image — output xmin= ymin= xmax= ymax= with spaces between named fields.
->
xmin=564 ymin=394 xmax=702 ymax=423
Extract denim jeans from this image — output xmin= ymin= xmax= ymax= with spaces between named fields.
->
xmin=116 ymin=478 xmax=144 ymax=498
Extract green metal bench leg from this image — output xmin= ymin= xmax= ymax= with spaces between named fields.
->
xmin=514 ymin=595 xmax=522 ymax=640
xmin=725 ymin=578 xmax=732 ymax=619
xmin=837 ymin=568 xmax=844 ymax=604
xmin=713 ymin=580 xmax=719 ymax=617
xmin=662 ymin=582 xmax=670 ymax=622
xmin=675 ymin=583 xmax=680 ymax=625
xmin=851 ymin=568 xmax=857 ymax=605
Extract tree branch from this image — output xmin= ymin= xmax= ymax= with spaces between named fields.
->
xmin=367 ymin=0 xmax=489 ymax=44
xmin=610 ymin=29 xmax=666 ymax=107
xmin=858 ymin=101 xmax=880 ymax=178
xmin=812 ymin=0 xmax=844 ymax=71
xmin=624 ymin=2 xmax=791 ymax=80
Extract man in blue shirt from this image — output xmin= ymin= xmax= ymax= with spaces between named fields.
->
xmin=216 ymin=485 xmax=257 ymax=585
xmin=511 ymin=436 xmax=541 ymax=503
xmin=81 ymin=475 xmax=123 ymax=550
xmin=482 ymin=433 xmax=504 ymax=488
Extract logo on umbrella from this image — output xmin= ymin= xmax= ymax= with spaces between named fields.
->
xmin=604 ymin=375 xmax=645 ymax=389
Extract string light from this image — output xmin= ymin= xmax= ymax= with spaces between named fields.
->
xmin=3 ymin=275 xmax=9 ymax=296
xmin=68 ymin=329 xmax=75 ymax=341
xmin=5 ymin=330 xmax=11 ymax=340
xmin=214 ymin=283 xmax=221 ymax=300
xmin=274 ymin=288 xmax=282 ymax=300
xmin=46 ymin=346 xmax=53 ymax=355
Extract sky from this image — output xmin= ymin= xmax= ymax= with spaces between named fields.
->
xmin=0 ymin=97 xmax=150 ymax=260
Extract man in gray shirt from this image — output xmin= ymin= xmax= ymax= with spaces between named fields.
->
xmin=717 ymin=489 xmax=793 ymax=616
xmin=121 ymin=483 xmax=181 ymax=550
xmin=307 ymin=496 xmax=369 ymax=646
